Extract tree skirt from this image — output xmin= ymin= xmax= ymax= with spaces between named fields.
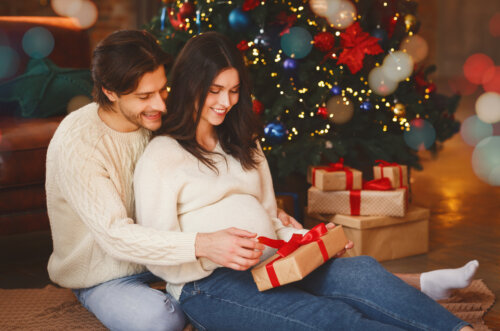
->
xmin=0 ymin=280 xmax=495 ymax=330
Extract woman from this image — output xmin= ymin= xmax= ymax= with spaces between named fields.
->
xmin=134 ymin=31 xmax=472 ymax=330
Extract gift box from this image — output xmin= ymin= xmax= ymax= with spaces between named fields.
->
xmin=307 ymin=185 xmax=407 ymax=217
xmin=305 ymin=205 xmax=429 ymax=262
xmin=251 ymin=224 xmax=349 ymax=291
xmin=373 ymin=160 xmax=408 ymax=189
xmin=307 ymin=164 xmax=362 ymax=191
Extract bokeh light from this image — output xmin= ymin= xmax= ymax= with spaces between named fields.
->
xmin=472 ymin=136 xmax=500 ymax=186
xmin=309 ymin=0 xmax=330 ymax=17
xmin=22 ymin=27 xmax=55 ymax=59
xmin=326 ymin=95 xmax=354 ymax=124
xmin=489 ymin=12 xmax=500 ymax=37
xmin=448 ymin=75 xmax=477 ymax=96
xmin=280 ymin=27 xmax=313 ymax=59
xmin=403 ymin=119 xmax=436 ymax=151
xmin=51 ymin=0 xmax=83 ymax=16
xmin=475 ymin=92 xmax=500 ymax=124
xmin=482 ymin=66 xmax=500 ymax=94
xmin=460 ymin=115 xmax=493 ymax=146
xmin=368 ymin=66 xmax=398 ymax=96
xmin=400 ymin=35 xmax=428 ymax=63
xmin=463 ymin=53 xmax=494 ymax=85
xmin=326 ymin=0 xmax=356 ymax=30
xmin=67 ymin=95 xmax=92 ymax=113
xmin=382 ymin=51 xmax=414 ymax=82
xmin=71 ymin=0 xmax=98 ymax=29
xmin=0 ymin=46 xmax=20 ymax=79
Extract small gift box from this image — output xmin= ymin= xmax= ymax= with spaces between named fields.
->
xmin=307 ymin=159 xmax=362 ymax=191
xmin=373 ymin=160 xmax=408 ymax=189
xmin=307 ymin=178 xmax=407 ymax=217
xmin=305 ymin=205 xmax=429 ymax=262
xmin=251 ymin=224 xmax=349 ymax=292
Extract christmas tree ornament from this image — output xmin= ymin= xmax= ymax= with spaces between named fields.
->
xmin=475 ymin=92 xmax=500 ymax=124
xmin=253 ymin=99 xmax=265 ymax=115
xmin=280 ymin=27 xmax=313 ymax=59
xmin=228 ymin=8 xmax=251 ymax=31
xmin=337 ymin=22 xmax=384 ymax=74
xmin=313 ymin=31 xmax=335 ymax=52
xmin=460 ymin=115 xmax=493 ymax=146
xmin=326 ymin=95 xmax=354 ymax=124
xmin=309 ymin=0 xmax=329 ymax=17
xmin=400 ymin=35 xmax=428 ymax=63
xmin=382 ymin=51 xmax=414 ymax=82
xmin=264 ymin=122 xmax=288 ymax=144
xmin=404 ymin=119 xmax=436 ymax=151
xmin=393 ymin=103 xmax=406 ymax=117
xmin=317 ymin=106 xmax=328 ymax=119
xmin=472 ymin=136 xmax=500 ymax=186
xmin=237 ymin=40 xmax=250 ymax=52
xmin=283 ymin=58 xmax=298 ymax=71
xmin=330 ymin=85 xmax=342 ymax=95
xmin=404 ymin=14 xmax=417 ymax=32
xmin=179 ymin=1 xmax=195 ymax=20
xmin=326 ymin=0 xmax=356 ymax=30
xmin=242 ymin=0 xmax=261 ymax=11
xmin=368 ymin=66 xmax=398 ymax=96
xmin=360 ymin=101 xmax=373 ymax=111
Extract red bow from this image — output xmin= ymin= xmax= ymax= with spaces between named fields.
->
xmin=311 ymin=158 xmax=354 ymax=190
xmin=258 ymin=223 xmax=330 ymax=288
xmin=337 ymin=22 xmax=383 ymax=74
xmin=275 ymin=11 xmax=298 ymax=36
xmin=375 ymin=160 xmax=405 ymax=189
xmin=349 ymin=178 xmax=393 ymax=215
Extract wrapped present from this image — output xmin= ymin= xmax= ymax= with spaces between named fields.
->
xmin=251 ymin=224 xmax=349 ymax=291
xmin=305 ymin=205 xmax=429 ymax=262
xmin=307 ymin=159 xmax=362 ymax=191
xmin=373 ymin=160 xmax=408 ymax=189
xmin=307 ymin=178 xmax=407 ymax=217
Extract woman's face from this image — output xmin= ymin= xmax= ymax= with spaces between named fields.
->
xmin=199 ymin=67 xmax=240 ymax=130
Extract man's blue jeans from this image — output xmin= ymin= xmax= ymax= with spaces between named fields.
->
xmin=73 ymin=272 xmax=186 ymax=331
xmin=179 ymin=256 xmax=469 ymax=331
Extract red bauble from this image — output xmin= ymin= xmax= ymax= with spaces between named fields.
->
xmin=317 ymin=106 xmax=328 ymax=119
xmin=314 ymin=32 xmax=335 ymax=52
xmin=179 ymin=2 xmax=195 ymax=19
xmin=253 ymin=100 xmax=265 ymax=115
xmin=237 ymin=40 xmax=250 ymax=52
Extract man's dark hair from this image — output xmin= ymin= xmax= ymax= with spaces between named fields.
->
xmin=91 ymin=30 xmax=172 ymax=110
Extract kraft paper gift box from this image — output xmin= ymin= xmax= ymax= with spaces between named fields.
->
xmin=305 ymin=205 xmax=429 ymax=262
xmin=373 ymin=161 xmax=408 ymax=189
xmin=307 ymin=164 xmax=362 ymax=191
xmin=307 ymin=186 xmax=407 ymax=217
xmin=251 ymin=224 xmax=349 ymax=292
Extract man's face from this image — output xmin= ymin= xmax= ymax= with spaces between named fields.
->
xmin=108 ymin=66 xmax=168 ymax=132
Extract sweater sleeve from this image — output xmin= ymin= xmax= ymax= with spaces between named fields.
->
xmin=55 ymin=140 xmax=197 ymax=266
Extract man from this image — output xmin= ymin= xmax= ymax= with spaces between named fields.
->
xmin=46 ymin=30 xmax=301 ymax=331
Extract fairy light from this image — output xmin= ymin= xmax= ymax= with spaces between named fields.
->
xmin=383 ymin=125 xmax=388 ymax=132
xmin=299 ymin=112 xmax=305 ymax=118
xmin=316 ymin=66 xmax=320 ymax=71
xmin=310 ymin=112 xmax=315 ymax=117
xmin=271 ymin=72 xmax=278 ymax=77
xmin=318 ymin=81 xmax=325 ymax=87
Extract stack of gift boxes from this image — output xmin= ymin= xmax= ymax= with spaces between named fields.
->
xmin=306 ymin=160 xmax=429 ymax=262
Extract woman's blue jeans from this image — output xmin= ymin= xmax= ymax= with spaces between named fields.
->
xmin=73 ymin=271 xmax=186 ymax=331
xmin=179 ymin=256 xmax=468 ymax=331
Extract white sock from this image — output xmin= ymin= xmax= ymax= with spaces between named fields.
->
xmin=420 ymin=260 xmax=479 ymax=300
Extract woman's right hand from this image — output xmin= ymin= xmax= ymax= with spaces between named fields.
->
xmin=195 ymin=228 xmax=265 ymax=271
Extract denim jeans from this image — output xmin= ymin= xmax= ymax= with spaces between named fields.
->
xmin=179 ymin=256 xmax=469 ymax=331
xmin=73 ymin=271 xmax=186 ymax=331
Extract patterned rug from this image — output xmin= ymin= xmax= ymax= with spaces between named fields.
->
xmin=0 ymin=280 xmax=495 ymax=330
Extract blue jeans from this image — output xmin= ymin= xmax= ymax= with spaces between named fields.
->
xmin=179 ymin=256 xmax=468 ymax=331
xmin=73 ymin=272 xmax=186 ymax=331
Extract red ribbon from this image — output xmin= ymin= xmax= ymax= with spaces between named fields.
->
xmin=375 ymin=160 xmax=405 ymax=189
xmin=311 ymin=158 xmax=354 ymax=190
xmin=349 ymin=178 xmax=392 ymax=216
xmin=257 ymin=223 xmax=330 ymax=288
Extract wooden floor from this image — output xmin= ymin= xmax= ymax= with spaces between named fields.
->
xmin=0 ymin=94 xmax=499 ymax=328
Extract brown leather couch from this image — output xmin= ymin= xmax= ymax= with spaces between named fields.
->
xmin=0 ymin=17 xmax=91 ymax=235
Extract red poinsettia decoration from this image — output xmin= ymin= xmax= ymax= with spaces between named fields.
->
xmin=243 ymin=0 xmax=263 ymax=11
xmin=237 ymin=40 xmax=250 ymax=52
xmin=337 ymin=22 xmax=383 ymax=74
xmin=316 ymin=106 xmax=328 ymax=119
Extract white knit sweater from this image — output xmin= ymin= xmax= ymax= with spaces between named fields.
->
xmin=46 ymin=103 xmax=198 ymax=289
xmin=134 ymin=135 xmax=304 ymax=300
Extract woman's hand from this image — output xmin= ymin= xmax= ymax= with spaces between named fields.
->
xmin=326 ymin=222 xmax=354 ymax=258
xmin=277 ymin=208 xmax=303 ymax=229
xmin=195 ymin=228 xmax=265 ymax=271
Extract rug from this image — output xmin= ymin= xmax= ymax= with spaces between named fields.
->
xmin=0 ymin=280 xmax=495 ymax=330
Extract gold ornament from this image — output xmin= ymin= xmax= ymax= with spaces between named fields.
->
xmin=393 ymin=103 xmax=406 ymax=117
xmin=404 ymin=14 xmax=417 ymax=32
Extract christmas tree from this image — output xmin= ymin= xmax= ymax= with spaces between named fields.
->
xmin=145 ymin=0 xmax=460 ymax=179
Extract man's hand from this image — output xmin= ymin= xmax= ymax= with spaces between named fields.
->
xmin=326 ymin=222 xmax=354 ymax=257
xmin=195 ymin=228 xmax=265 ymax=271
xmin=277 ymin=208 xmax=303 ymax=229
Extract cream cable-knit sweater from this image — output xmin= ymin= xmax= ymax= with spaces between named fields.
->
xmin=46 ymin=103 xmax=198 ymax=289
xmin=134 ymin=136 xmax=305 ymax=300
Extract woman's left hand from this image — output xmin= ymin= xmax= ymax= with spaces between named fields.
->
xmin=277 ymin=208 xmax=303 ymax=229
xmin=326 ymin=222 xmax=354 ymax=258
